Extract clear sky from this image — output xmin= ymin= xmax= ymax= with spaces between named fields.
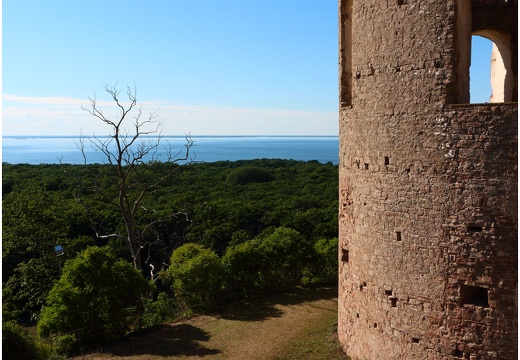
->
xmin=3 ymin=1 xmax=493 ymax=136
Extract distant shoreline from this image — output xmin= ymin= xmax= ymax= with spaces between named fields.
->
xmin=2 ymin=136 xmax=339 ymax=165
xmin=3 ymin=135 xmax=339 ymax=139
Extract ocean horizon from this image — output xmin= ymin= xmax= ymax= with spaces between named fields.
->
xmin=2 ymin=135 xmax=339 ymax=165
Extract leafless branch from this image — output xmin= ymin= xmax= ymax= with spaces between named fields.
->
xmin=74 ymin=84 xmax=194 ymax=271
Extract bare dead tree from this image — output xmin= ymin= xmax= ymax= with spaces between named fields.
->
xmin=74 ymin=84 xmax=193 ymax=274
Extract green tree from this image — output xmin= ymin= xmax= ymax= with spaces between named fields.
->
xmin=37 ymin=246 xmax=153 ymax=345
xmin=3 ymin=258 xmax=57 ymax=322
xmin=163 ymin=243 xmax=222 ymax=313
xmin=2 ymin=185 xmax=94 ymax=321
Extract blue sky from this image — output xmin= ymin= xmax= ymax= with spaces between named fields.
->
xmin=3 ymin=1 xmax=492 ymax=136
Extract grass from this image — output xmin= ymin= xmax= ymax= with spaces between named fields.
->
xmin=71 ymin=285 xmax=349 ymax=360
xmin=274 ymin=317 xmax=348 ymax=359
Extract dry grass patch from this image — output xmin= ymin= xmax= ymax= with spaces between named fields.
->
xmin=71 ymin=286 xmax=348 ymax=360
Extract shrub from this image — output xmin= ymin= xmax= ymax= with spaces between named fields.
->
xmin=3 ymin=321 xmax=51 ymax=360
xmin=226 ymin=166 xmax=274 ymax=185
xmin=302 ymin=238 xmax=339 ymax=284
xmin=163 ymin=243 xmax=223 ymax=313
xmin=141 ymin=292 xmax=178 ymax=328
xmin=54 ymin=334 xmax=77 ymax=357
xmin=256 ymin=227 xmax=312 ymax=286
xmin=222 ymin=239 xmax=265 ymax=295
xmin=37 ymin=246 xmax=153 ymax=349
xmin=314 ymin=238 xmax=338 ymax=279
xmin=223 ymin=227 xmax=313 ymax=297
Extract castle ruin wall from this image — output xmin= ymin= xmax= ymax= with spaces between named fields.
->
xmin=338 ymin=1 xmax=517 ymax=359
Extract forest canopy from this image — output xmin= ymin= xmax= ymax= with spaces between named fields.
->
xmin=3 ymin=158 xmax=338 ymax=353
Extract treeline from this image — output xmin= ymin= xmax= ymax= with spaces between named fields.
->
xmin=2 ymin=159 xmax=338 ymax=356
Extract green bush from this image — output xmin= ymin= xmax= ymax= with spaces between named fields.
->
xmin=302 ymin=238 xmax=338 ymax=284
xmin=315 ymin=238 xmax=338 ymax=280
xmin=223 ymin=227 xmax=313 ymax=297
xmin=226 ymin=166 xmax=274 ymax=185
xmin=2 ymin=321 xmax=51 ymax=360
xmin=163 ymin=243 xmax=223 ymax=313
xmin=257 ymin=227 xmax=312 ymax=285
xmin=37 ymin=246 xmax=153 ymax=348
xmin=54 ymin=334 xmax=77 ymax=357
xmin=141 ymin=292 xmax=178 ymax=328
xmin=222 ymin=239 xmax=265 ymax=294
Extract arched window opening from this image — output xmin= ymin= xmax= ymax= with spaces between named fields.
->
xmin=470 ymin=36 xmax=493 ymax=103
xmin=470 ymin=31 xmax=514 ymax=103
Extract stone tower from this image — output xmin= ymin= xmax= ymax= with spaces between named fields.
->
xmin=338 ymin=1 xmax=517 ymax=359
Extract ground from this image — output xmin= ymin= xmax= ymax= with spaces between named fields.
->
xmin=71 ymin=286 xmax=348 ymax=360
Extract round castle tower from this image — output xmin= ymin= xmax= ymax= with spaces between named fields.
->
xmin=338 ymin=1 xmax=517 ymax=359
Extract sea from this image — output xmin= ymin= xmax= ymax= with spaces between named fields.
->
xmin=2 ymin=136 xmax=339 ymax=165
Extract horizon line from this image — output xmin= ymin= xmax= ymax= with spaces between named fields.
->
xmin=2 ymin=134 xmax=340 ymax=138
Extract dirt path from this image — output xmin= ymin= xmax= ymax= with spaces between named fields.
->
xmin=73 ymin=287 xmax=340 ymax=360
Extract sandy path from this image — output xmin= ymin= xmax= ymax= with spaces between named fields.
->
xmin=72 ymin=287 xmax=338 ymax=360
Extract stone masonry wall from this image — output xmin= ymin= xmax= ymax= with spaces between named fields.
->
xmin=338 ymin=1 xmax=517 ymax=359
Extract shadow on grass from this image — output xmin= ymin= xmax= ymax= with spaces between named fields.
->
xmin=101 ymin=323 xmax=220 ymax=357
xmin=78 ymin=285 xmax=337 ymax=358
xmin=213 ymin=285 xmax=338 ymax=322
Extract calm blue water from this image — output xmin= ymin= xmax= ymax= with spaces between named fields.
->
xmin=2 ymin=136 xmax=339 ymax=165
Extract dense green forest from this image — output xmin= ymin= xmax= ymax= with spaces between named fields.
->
xmin=2 ymin=159 xmax=338 ymax=356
